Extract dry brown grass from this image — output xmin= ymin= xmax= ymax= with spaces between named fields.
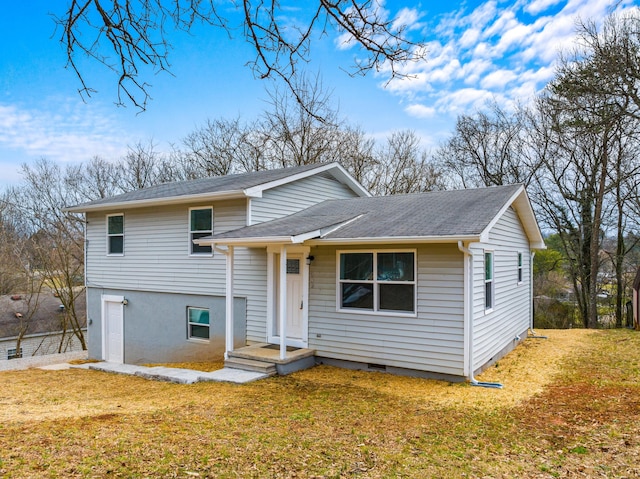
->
xmin=0 ymin=329 xmax=638 ymax=478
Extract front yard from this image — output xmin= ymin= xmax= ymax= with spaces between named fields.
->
xmin=0 ymin=329 xmax=639 ymax=478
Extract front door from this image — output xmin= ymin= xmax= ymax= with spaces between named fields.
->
xmin=270 ymin=250 xmax=308 ymax=347
xmin=284 ymin=256 xmax=303 ymax=339
xmin=102 ymin=295 xmax=124 ymax=363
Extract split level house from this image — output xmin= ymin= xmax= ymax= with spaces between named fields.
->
xmin=66 ymin=162 xmax=545 ymax=382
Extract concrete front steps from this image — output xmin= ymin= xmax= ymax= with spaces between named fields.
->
xmin=225 ymin=343 xmax=316 ymax=376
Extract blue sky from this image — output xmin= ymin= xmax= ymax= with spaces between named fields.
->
xmin=0 ymin=0 xmax=637 ymax=187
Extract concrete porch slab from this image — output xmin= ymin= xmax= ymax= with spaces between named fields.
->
xmin=199 ymin=368 xmax=270 ymax=384
xmin=229 ymin=343 xmax=315 ymax=364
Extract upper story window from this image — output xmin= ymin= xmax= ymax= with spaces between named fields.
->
xmin=338 ymin=250 xmax=416 ymax=315
xmin=189 ymin=207 xmax=213 ymax=255
xmin=485 ymin=251 xmax=494 ymax=311
xmin=517 ymin=252 xmax=523 ymax=284
xmin=107 ymin=214 xmax=124 ymax=255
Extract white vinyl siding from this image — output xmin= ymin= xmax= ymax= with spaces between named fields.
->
xmin=251 ymin=175 xmax=359 ymax=224
xmin=86 ymin=201 xmax=246 ymax=294
xmin=471 ymin=206 xmax=531 ymax=371
xmin=87 ymin=201 xmax=270 ymax=345
xmin=308 ymin=244 xmax=465 ymax=376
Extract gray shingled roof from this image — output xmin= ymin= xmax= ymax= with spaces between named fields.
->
xmin=0 ymin=294 xmax=87 ymax=338
xmin=67 ymin=163 xmax=328 ymax=210
xmin=206 ymin=184 xmax=523 ymax=241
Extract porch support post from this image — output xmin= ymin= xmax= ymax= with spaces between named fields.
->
xmin=225 ymin=245 xmax=235 ymax=359
xmin=279 ymin=244 xmax=287 ymax=360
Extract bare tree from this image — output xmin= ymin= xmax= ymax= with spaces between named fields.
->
xmin=259 ymin=75 xmax=346 ymax=167
xmin=54 ymin=1 xmax=425 ymax=112
xmin=368 ymin=130 xmax=444 ymax=195
xmin=181 ymin=117 xmax=264 ymax=176
xmin=529 ymin=75 xmax=635 ymax=329
xmin=437 ymin=101 xmax=536 ymax=189
xmin=13 ymin=159 xmax=87 ymax=350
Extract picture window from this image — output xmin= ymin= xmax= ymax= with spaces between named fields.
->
xmin=338 ymin=250 xmax=415 ymax=314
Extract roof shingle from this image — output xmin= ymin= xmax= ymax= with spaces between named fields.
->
xmin=207 ymin=184 xmax=523 ymax=241
xmin=67 ymin=163 xmax=330 ymax=211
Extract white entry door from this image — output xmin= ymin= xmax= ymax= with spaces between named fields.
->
xmin=284 ymin=256 xmax=304 ymax=340
xmin=269 ymin=249 xmax=309 ymax=348
xmin=102 ymin=295 xmax=124 ymax=363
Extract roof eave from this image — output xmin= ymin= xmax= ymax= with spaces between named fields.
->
xmin=243 ymin=162 xmax=371 ymax=198
xmin=479 ymin=186 xmax=545 ymax=248
xmin=196 ymin=236 xmax=295 ymax=247
xmin=65 ymin=189 xmax=248 ymax=213
xmin=306 ymin=235 xmax=481 ymax=246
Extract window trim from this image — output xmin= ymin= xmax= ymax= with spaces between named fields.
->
xmin=336 ymin=249 xmax=417 ymax=317
xmin=484 ymin=251 xmax=494 ymax=312
xmin=187 ymin=306 xmax=210 ymax=342
xmin=517 ymin=252 xmax=523 ymax=285
xmin=106 ymin=213 xmax=124 ymax=256
xmin=188 ymin=206 xmax=213 ymax=256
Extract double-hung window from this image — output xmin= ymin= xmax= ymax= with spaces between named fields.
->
xmin=485 ymin=251 xmax=494 ymax=310
xmin=7 ymin=347 xmax=22 ymax=360
xmin=187 ymin=307 xmax=210 ymax=340
xmin=107 ymin=214 xmax=124 ymax=255
xmin=189 ymin=207 xmax=213 ymax=255
xmin=517 ymin=252 xmax=523 ymax=284
xmin=338 ymin=250 xmax=416 ymax=314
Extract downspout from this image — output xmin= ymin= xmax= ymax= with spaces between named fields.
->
xmin=528 ymin=251 xmax=547 ymax=339
xmin=458 ymin=241 xmax=503 ymax=389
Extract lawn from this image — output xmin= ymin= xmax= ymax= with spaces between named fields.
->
xmin=0 ymin=329 xmax=639 ymax=478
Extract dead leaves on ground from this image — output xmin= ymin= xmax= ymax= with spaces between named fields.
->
xmin=0 ymin=329 xmax=639 ymax=478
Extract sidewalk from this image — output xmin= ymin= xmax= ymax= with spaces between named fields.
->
xmin=84 ymin=362 xmax=269 ymax=384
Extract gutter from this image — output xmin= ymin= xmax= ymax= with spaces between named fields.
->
xmin=458 ymin=241 xmax=503 ymax=389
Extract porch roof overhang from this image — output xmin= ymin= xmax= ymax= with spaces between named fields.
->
xmin=196 ymin=231 xmax=483 ymax=248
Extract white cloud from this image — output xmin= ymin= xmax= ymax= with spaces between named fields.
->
xmin=378 ymin=0 xmax=640 ymax=121
xmin=526 ymin=0 xmax=564 ymax=16
xmin=392 ymin=7 xmax=423 ymax=32
xmin=430 ymin=88 xmax=498 ymax=117
xmin=0 ymin=99 xmax=130 ymax=165
xmin=405 ymin=103 xmax=436 ymax=118
xmin=480 ymin=69 xmax=519 ymax=89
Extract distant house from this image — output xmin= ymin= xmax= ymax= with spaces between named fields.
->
xmin=0 ymin=293 xmax=86 ymax=360
xmin=67 ymin=163 xmax=545 ymax=382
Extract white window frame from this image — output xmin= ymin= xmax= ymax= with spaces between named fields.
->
xmin=517 ymin=252 xmax=523 ymax=284
xmin=187 ymin=306 xmax=210 ymax=342
xmin=188 ymin=206 xmax=213 ymax=256
xmin=484 ymin=251 xmax=494 ymax=312
xmin=106 ymin=213 xmax=124 ymax=256
xmin=336 ymin=249 xmax=417 ymax=317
